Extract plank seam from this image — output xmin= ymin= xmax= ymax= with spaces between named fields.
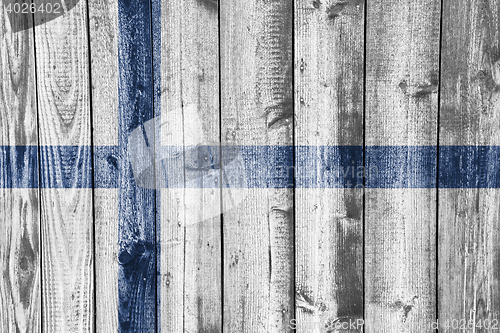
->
xmin=146 ymin=0 xmax=158 ymax=331
xmin=362 ymin=0 xmax=367 ymax=330
xmin=83 ymin=0 xmax=98 ymax=331
xmin=218 ymin=0 xmax=224 ymax=331
xmin=30 ymin=4 xmax=43 ymax=332
xmin=436 ymin=0 xmax=444 ymax=325
xmin=178 ymin=10 xmax=187 ymax=332
xmin=291 ymin=0 xmax=297 ymax=328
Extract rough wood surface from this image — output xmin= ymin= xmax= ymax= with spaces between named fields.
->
xmin=294 ymin=0 xmax=364 ymax=332
xmin=0 ymin=5 xmax=40 ymax=333
xmin=439 ymin=0 xmax=500 ymax=330
xmin=365 ymin=0 xmax=440 ymax=331
xmin=88 ymin=0 xmax=118 ymax=147
xmin=4 ymin=1 xmax=500 ymax=332
xmin=159 ymin=0 xmax=221 ymax=331
xmin=94 ymin=189 xmax=119 ymax=332
xmin=220 ymin=0 xmax=294 ymax=331
xmin=115 ymin=0 xmax=156 ymax=329
xmin=87 ymin=0 xmax=119 ymax=330
xmin=33 ymin=0 xmax=94 ymax=331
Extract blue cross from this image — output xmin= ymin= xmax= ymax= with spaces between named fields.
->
xmin=2 ymin=1 xmax=500 ymax=332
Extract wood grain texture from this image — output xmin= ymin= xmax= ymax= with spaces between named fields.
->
xmin=159 ymin=0 xmax=221 ymax=331
xmin=159 ymin=1 xmax=183 ymax=332
xmin=439 ymin=0 xmax=500 ymax=330
xmin=33 ymin=0 xmax=94 ymax=330
xmin=94 ymin=189 xmax=119 ymax=332
xmin=220 ymin=0 xmax=294 ymax=331
xmin=365 ymin=0 xmax=440 ymax=331
xmin=0 ymin=6 xmax=40 ymax=333
xmin=87 ymin=0 xmax=119 ymax=330
xmin=88 ymin=0 xmax=118 ymax=147
xmin=115 ymin=0 xmax=156 ymax=329
xmin=294 ymin=0 xmax=364 ymax=331
xmin=0 ymin=188 xmax=40 ymax=333
xmin=438 ymin=188 xmax=500 ymax=332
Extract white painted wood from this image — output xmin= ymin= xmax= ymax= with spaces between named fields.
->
xmin=0 ymin=5 xmax=40 ymax=333
xmin=365 ymin=0 xmax=440 ymax=331
xmin=439 ymin=0 xmax=500 ymax=328
xmin=87 ymin=0 xmax=119 ymax=330
xmin=159 ymin=0 xmax=221 ymax=331
xmin=294 ymin=0 xmax=364 ymax=331
xmin=33 ymin=0 xmax=94 ymax=330
xmin=220 ymin=0 xmax=294 ymax=330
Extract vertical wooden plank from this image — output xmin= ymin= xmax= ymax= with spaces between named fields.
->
xmin=93 ymin=188 xmax=119 ymax=332
xmin=159 ymin=0 xmax=221 ymax=331
xmin=115 ymin=0 xmax=156 ymax=330
xmin=159 ymin=0 xmax=183 ymax=331
xmin=88 ymin=0 xmax=118 ymax=147
xmin=87 ymin=0 xmax=119 ymax=330
xmin=294 ymin=0 xmax=364 ymax=331
xmin=220 ymin=0 xmax=294 ymax=331
xmin=0 ymin=5 xmax=40 ymax=333
xmin=439 ymin=0 xmax=500 ymax=330
xmin=365 ymin=0 xmax=440 ymax=331
xmin=33 ymin=0 xmax=94 ymax=330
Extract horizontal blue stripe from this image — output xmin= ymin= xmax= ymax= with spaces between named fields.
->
xmin=3 ymin=145 xmax=500 ymax=188
xmin=93 ymin=146 xmax=120 ymax=188
xmin=295 ymin=146 xmax=363 ymax=188
xmin=365 ymin=146 xmax=437 ymax=188
xmin=153 ymin=145 xmax=293 ymax=188
xmin=439 ymin=146 xmax=500 ymax=188
xmin=0 ymin=146 xmax=39 ymax=188
xmin=239 ymin=145 xmax=294 ymax=188
xmin=39 ymin=146 xmax=92 ymax=188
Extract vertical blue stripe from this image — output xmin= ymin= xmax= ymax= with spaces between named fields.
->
xmin=117 ymin=0 xmax=156 ymax=330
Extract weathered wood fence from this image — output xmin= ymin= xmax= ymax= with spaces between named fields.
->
xmin=1 ymin=0 xmax=499 ymax=332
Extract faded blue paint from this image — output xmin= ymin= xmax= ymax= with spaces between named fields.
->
xmin=116 ymin=0 xmax=156 ymax=330
xmin=0 ymin=146 xmax=38 ymax=188
xmin=93 ymin=146 xmax=120 ymax=189
xmin=439 ymin=146 xmax=500 ymax=188
xmin=365 ymin=146 xmax=437 ymax=188
xmin=40 ymin=146 xmax=92 ymax=188
xmin=7 ymin=145 xmax=500 ymax=189
xmin=295 ymin=146 xmax=363 ymax=188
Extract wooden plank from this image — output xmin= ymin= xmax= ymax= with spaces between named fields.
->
xmin=158 ymin=0 xmax=183 ymax=332
xmin=439 ymin=0 xmax=500 ymax=330
xmin=88 ymin=0 xmax=118 ymax=147
xmin=114 ymin=0 xmax=156 ymax=329
xmin=220 ymin=0 xmax=294 ymax=331
xmin=87 ymin=0 xmax=119 ymax=330
xmin=438 ymin=188 xmax=500 ymax=331
xmin=294 ymin=0 xmax=364 ymax=332
xmin=94 ymin=189 xmax=119 ymax=332
xmin=0 ymin=5 xmax=40 ymax=333
xmin=33 ymin=0 xmax=94 ymax=330
xmin=365 ymin=0 xmax=440 ymax=331
xmin=159 ymin=0 xmax=221 ymax=331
